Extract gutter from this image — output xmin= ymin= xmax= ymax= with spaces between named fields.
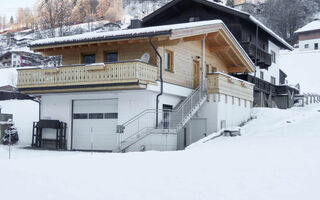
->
xmin=149 ymin=37 xmax=163 ymax=128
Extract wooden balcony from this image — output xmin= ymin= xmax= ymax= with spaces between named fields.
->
xmin=207 ymin=72 xmax=254 ymax=101
xmin=240 ymin=41 xmax=272 ymax=69
xmin=17 ymin=60 xmax=158 ymax=94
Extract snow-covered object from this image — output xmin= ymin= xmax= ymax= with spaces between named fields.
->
xmin=30 ymin=20 xmax=223 ymax=47
xmin=295 ymin=20 xmax=320 ymax=33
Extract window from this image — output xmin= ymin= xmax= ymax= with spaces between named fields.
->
xmin=315 ymin=43 xmax=319 ymax=50
xmin=106 ymin=52 xmax=118 ymax=63
xmin=305 ymin=44 xmax=309 ymax=49
xmin=83 ymin=54 xmax=96 ymax=64
xmin=164 ymin=50 xmax=174 ymax=72
xmin=89 ymin=113 xmax=104 ymax=119
xmin=260 ymin=71 xmax=264 ymax=80
xmin=73 ymin=113 xmax=88 ymax=119
xmin=271 ymin=50 xmax=276 ymax=63
xmin=189 ymin=16 xmax=200 ymax=22
xmin=104 ymin=113 xmax=118 ymax=119
xmin=248 ymin=35 xmax=252 ymax=42
xmin=271 ymin=76 xmax=276 ymax=85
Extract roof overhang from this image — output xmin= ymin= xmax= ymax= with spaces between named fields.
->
xmin=30 ymin=20 xmax=255 ymax=73
xmin=142 ymin=0 xmax=293 ymax=51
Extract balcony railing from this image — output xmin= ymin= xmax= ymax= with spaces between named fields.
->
xmin=207 ymin=72 xmax=254 ymax=101
xmin=240 ymin=41 xmax=272 ymax=69
xmin=17 ymin=60 xmax=158 ymax=91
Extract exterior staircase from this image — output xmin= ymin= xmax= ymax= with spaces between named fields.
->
xmin=116 ymin=79 xmax=208 ymax=152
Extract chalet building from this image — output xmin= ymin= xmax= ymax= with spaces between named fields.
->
xmin=295 ymin=20 xmax=320 ymax=51
xmin=135 ymin=0 xmax=299 ymax=109
xmin=0 ymin=51 xmax=43 ymax=68
xmin=17 ymin=20 xmax=255 ymax=152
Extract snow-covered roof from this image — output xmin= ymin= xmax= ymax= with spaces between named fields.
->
xmin=295 ymin=20 xmax=320 ymax=34
xmin=142 ymin=0 xmax=293 ymax=50
xmin=30 ymin=20 xmax=223 ymax=47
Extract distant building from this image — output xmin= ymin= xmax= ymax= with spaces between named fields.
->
xmin=234 ymin=0 xmax=265 ymax=5
xmin=295 ymin=20 xmax=320 ymax=51
xmin=0 ymin=51 xmax=43 ymax=68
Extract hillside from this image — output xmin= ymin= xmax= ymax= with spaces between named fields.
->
xmin=0 ymin=105 xmax=319 ymax=200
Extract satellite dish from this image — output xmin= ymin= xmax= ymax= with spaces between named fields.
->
xmin=140 ymin=52 xmax=150 ymax=63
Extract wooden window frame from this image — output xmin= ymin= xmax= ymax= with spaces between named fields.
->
xmin=81 ymin=53 xmax=96 ymax=64
xmin=164 ymin=50 xmax=174 ymax=72
xmin=104 ymin=51 xmax=118 ymax=63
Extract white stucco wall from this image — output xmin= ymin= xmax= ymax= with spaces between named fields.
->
xmin=254 ymin=40 xmax=281 ymax=85
xmin=39 ymin=86 xmax=186 ymax=150
xmin=197 ymin=94 xmax=251 ymax=134
xmin=299 ymin=39 xmax=320 ymax=51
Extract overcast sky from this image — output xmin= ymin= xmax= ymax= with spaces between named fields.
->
xmin=0 ymin=0 xmax=38 ymax=21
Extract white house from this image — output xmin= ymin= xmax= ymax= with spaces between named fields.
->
xmin=295 ymin=20 xmax=320 ymax=51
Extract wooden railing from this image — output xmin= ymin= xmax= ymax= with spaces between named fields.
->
xmin=207 ymin=72 xmax=254 ymax=101
xmin=240 ymin=41 xmax=272 ymax=69
xmin=17 ymin=61 xmax=158 ymax=89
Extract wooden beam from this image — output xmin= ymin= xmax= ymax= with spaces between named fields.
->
xmin=183 ymin=34 xmax=207 ymax=42
xmin=209 ymin=46 xmax=230 ymax=53
xmin=227 ymin=66 xmax=246 ymax=73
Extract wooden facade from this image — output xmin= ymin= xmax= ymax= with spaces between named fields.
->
xmin=140 ymin=0 xmax=292 ymax=69
xmin=17 ymin=22 xmax=255 ymax=94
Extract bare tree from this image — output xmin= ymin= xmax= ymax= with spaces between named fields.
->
xmin=261 ymin=0 xmax=319 ymax=44
xmin=35 ymin=0 xmax=73 ymax=38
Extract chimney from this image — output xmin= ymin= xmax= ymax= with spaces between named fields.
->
xmin=130 ymin=19 xmax=143 ymax=29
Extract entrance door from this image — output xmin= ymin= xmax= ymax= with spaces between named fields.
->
xmin=72 ymin=99 xmax=118 ymax=151
xmin=193 ymin=60 xmax=200 ymax=89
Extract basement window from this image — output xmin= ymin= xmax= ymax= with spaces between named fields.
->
xmin=164 ymin=50 xmax=174 ymax=72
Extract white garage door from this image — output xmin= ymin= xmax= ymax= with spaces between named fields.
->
xmin=72 ymin=99 xmax=118 ymax=151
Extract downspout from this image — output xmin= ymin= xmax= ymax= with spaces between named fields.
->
xmin=254 ymin=24 xmax=259 ymax=83
xmin=31 ymin=98 xmax=41 ymax=121
xmin=254 ymin=24 xmax=259 ymax=106
xmin=149 ymin=36 xmax=163 ymax=128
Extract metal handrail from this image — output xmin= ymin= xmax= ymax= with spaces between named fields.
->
xmin=118 ymin=79 xmax=208 ymax=150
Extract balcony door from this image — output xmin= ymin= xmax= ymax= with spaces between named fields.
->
xmin=193 ymin=60 xmax=200 ymax=89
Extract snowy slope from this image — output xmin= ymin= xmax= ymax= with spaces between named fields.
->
xmin=0 ymin=105 xmax=319 ymax=200
xmin=280 ymin=50 xmax=320 ymax=94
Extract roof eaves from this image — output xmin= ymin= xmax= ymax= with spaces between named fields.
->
xmin=30 ymin=30 xmax=172 ymax=48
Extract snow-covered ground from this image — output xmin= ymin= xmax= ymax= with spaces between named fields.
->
xmin=0 ymin=105 xmax=319 ymax=200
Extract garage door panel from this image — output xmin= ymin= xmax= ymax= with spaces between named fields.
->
xmin=72 ymin=99 xmax=118 ymax=151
